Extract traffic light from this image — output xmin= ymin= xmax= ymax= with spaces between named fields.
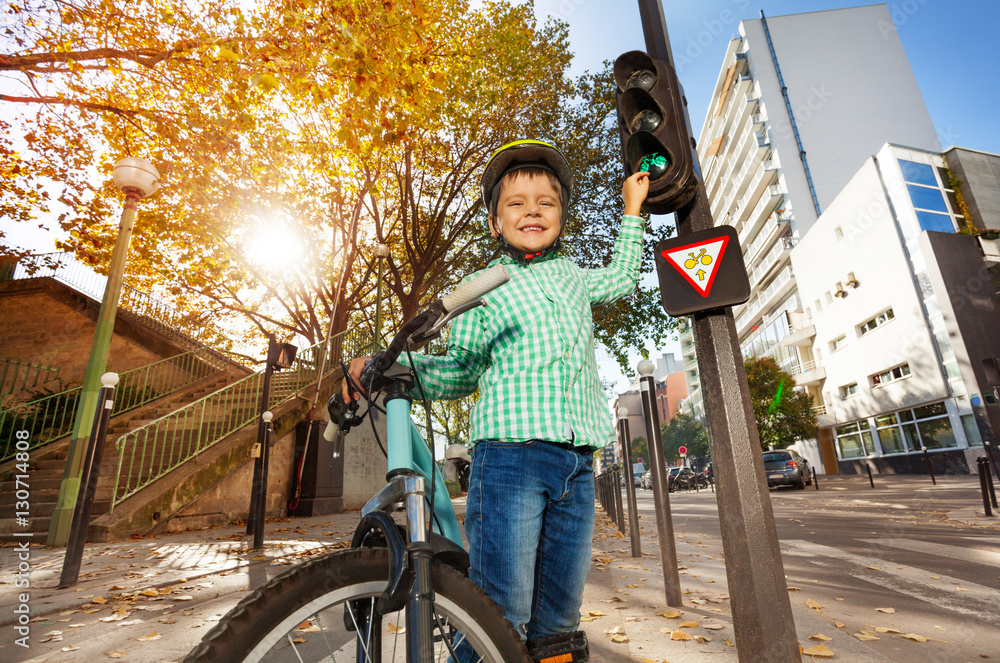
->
xmin=613 ymin=50 xmax=698 ymax=214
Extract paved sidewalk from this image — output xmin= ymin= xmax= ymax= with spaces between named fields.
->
xmin=0 ymin=479 xmax=994 ymax=662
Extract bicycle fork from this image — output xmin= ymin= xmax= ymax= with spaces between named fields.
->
xmin=347 ymin=473 xmax=437 ymax=662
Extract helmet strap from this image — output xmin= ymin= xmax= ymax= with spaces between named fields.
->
xmin=496 ymin=235 xmax=562 ymax=266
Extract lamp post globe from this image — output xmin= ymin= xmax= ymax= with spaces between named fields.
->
xmin=113 ymin=157 xmax=160 ymax=198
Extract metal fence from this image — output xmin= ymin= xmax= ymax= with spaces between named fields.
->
xmin=0 ymin=358 xmax=60 ymax=402
xmin=0 ymin=349 xmax=220 ymax=462
xmin=110 ymin=328 xmax=368 ymax=512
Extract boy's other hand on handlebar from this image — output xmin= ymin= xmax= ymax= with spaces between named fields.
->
xmin=342 ymin=356 xmax=372 ymax=403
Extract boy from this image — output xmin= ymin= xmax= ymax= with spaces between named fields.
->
xmin=344 ymin=140 xmax=648 ymax=657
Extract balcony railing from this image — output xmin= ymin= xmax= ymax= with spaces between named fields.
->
xmin=790 ymin=360 xmax=821 ymax=376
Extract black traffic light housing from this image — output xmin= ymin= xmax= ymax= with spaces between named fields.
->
xmin=613 ymin=50 xmax=698 ymax=215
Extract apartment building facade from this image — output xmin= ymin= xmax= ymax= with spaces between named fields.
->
xmin=680 ymin=5 xmax=1000 ymax=473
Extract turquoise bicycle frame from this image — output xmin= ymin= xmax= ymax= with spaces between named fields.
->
xmin=382 ymin=397 xmax=464 ymax=546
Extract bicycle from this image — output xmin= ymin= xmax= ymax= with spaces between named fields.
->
xmin=184 ymin=265 xmax=532 ymax=662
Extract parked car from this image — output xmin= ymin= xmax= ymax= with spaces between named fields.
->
xmin=640 ymin=470 xmax=652 ymax=490
xmin=633 ymin=471 xmax=643 ymax=488
xmin=762 ymin=449 xmax=813 ymax=489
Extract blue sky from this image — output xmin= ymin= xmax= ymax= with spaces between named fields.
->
xmin=536 ymin=0 xmax=999 ymax=155
xmin=529 ymin=0 xmax=1000 ymax=393
xmin=8 ymin=1 xmax=996 ymax=394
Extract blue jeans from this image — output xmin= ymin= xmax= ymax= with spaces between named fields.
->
xmin=463 ymin=440 xmax=595 ymax=644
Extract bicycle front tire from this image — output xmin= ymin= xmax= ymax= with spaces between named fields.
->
xmin=184 ymin=547 xmax=530 ymax=663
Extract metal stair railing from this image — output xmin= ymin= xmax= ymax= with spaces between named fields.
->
xmin=6 ymin=251 xmax=238 ymax=363
xmin=0 ymin=349 xmax=222 ymax=462
xmin=109 ymin=327 xmax=371 ymax=512
xmin=1 ymin=358 xmax=60 ymax=402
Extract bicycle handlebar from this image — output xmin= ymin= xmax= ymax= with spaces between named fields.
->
xmin=441 ymin=265 xmax=509 ymax=312
xmin=324 ymin=265 xmax=510 ymax=443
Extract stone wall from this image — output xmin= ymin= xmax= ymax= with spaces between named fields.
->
xmin=0 ymin=279 xmax=197 ymax=388
xmin=342 ymin=404 xmax=389 ymax=510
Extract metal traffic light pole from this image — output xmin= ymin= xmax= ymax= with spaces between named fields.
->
xmin=633 ymin=1 xmax=800 ymax=661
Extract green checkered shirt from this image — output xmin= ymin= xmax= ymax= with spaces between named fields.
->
xmin=403 ymin=215 xmax=644 ymax=449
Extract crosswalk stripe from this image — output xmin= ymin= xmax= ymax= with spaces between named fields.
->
xmin=781 ymin=539 xmax=1000 ymax=626
xmin=857 ymin=538 xmax=1000 ymax=567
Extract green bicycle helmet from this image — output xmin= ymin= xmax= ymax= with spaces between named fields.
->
xmin=480 ymin=140 xmax=574 ymax=263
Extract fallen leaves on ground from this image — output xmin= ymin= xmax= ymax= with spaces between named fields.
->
xmin=670 ymin=630 xmax=693 ymax=641
xmin=809 ymin=634 xmax=832 ymax=641
xmin=107 ymin=651 xmax=127 ymax=658
xmin=656 ymin=610 xmax=682 ymax=619
xmin=806 ymin=599 xmax=823 ymax=611
xmin=801 ymin=643 xmax=835 ymax=657
xmin=875 ymin=607 xmax=895 ymax=613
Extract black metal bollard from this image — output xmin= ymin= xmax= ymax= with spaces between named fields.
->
xmin=617 ymin=413 xmax=641 ymax=557
xmin=922 ymin=447 xmax=937 ymax=485
xmin=59 ymin=373 xmax=117 ymax=588
xmin=978 ymin=457 xmax=993 ymax=518
xmin=866 ymin=462 xmax=874 ymax=488
xmin=987 ymin=457 xmax=998 ymax=509
xmin=613 ymin=466 xmax=626 ymax=535
xmin=812 ymin=467 xmax=819 ymax=491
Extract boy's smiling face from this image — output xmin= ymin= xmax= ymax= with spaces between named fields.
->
xmin=490 ymin=171 xmax=563 ymax=255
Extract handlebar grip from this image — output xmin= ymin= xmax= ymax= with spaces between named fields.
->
xmin=323 ymin=419 xmax=339 ymax=442
xmin=441 ymin=265 xmax=510 ymax=313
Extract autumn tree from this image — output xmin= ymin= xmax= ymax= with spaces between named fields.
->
xmin=627 ymin=435 xmax=649 ymax=468
xmin=660 ymin=412 xmax=710 ymax=462
xmin=744 ymin=356 xmax=818 ymax=451
xmin=2 ymin=0 xmax=676 ymax=370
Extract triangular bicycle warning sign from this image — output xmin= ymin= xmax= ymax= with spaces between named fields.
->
xmin=653 ymin=226 xmax=750 ymax=316
xmin=662 ymin=236 xmax=729 ymax=297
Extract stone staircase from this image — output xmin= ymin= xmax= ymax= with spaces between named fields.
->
xmin=0 ymin=371 xmax=242 ymax=537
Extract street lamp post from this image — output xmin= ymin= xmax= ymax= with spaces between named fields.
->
xmin=373 ymin=243 xmax=389 ymax=352
xmin=48 ymin=158 xmax=160 ymax=546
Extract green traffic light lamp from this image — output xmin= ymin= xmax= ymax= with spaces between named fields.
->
xmin=48 ymin=157 xmax=160 ymax=546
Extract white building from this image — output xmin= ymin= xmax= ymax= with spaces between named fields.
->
xmin=683 ymin=5 xmax=1000 ymax=474
xmin=788 ymin=143 xmax=1000 ymax=473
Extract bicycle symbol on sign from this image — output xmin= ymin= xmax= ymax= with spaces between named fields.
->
xmin=684 ymin=249 xmax=713 ymax=280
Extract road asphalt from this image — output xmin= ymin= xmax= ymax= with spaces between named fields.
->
xmin=0 ymin=474 xmax=996 ymax=662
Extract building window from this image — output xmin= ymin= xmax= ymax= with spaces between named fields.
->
xmin=897 ymin=402 xmax=956 ymax=451
xmin=907 ymin=184 xmax=949 ymax=213
xmin=874 ymin=414 xmax=908 ymax=454
xmin=830 ymin=335 xmax=847 ymax=352
xmin=899 ymin=159 xmax=938 ymax=187
xmin=915 ymin=210 xmax=955 ymax=233
xmin=870 ymin=363 xmax=910 ymax=387
xmin=835 ymin=421 xmax=874 ymax=459
xmin=840 ymin=383 xmax=858 ymax=399
xmin=962 ymin=415 xmax=983 ymax=446
xmin=858 ymin=308 xmax=894 ymax=336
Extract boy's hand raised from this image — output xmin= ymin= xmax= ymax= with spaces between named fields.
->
xmin=623 ymin=171 xmax=650 ymax=217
